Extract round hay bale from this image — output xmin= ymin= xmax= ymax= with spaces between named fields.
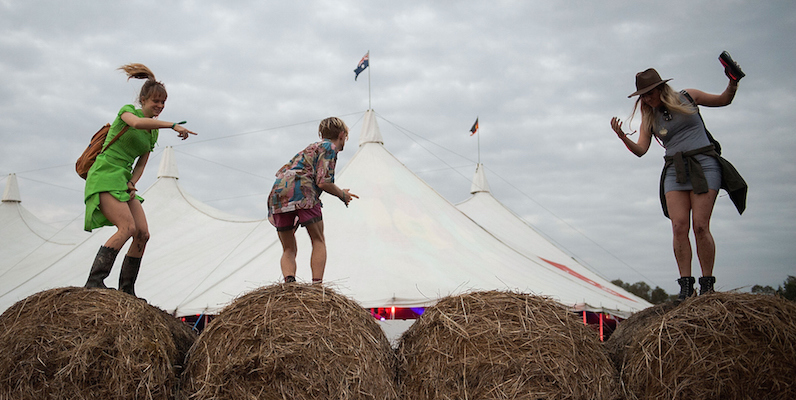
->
xmin=181 ymin=284 xmax=398 ymax=400
xmin=604 ymin=301 xmax=677 ymax=371
xmin=397 ymin=291 xmax=619 ymax=400
xmin=0 ymin=287 xmax=197 ymax=400
xmin=621 ymin=292 xmax=796 ymax=400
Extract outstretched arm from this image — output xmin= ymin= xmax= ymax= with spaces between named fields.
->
xmin=317 ymin=182 xmax=359 ymax=206
xmin=610 ymin=117 xmax=652 ymax=157
xmin=120 ymin=112 xmax=197 ymax=140
xmin=685 ymin=79 xmax=738 ymax=108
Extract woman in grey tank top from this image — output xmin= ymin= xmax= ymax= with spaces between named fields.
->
xmin=609 ymin=64 xmax=741 ymax=302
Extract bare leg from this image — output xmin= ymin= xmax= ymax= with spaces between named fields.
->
xmin=691 ymin=189 xmax=718 ymax=277
xmin=665 ymin=190 xmax=693 ymax=278
xmin=98 ymin=192 xmax=136 ymax=250
xmin=126 ymin=198 xmax=150 ymax=257
xmin=277 ymin=229 xmax=298 ymax=279
xmin=305 ymin=220 xmax=326 ymax=282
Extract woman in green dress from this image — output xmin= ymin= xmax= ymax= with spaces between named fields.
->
xmin=84 ymin=63 xmax=196 ymax=299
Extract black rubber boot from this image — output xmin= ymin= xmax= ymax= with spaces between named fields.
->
xmin=118 ymin=255 xmax=144 ymax=300
xmin=676 ymin=276 xmax=695 ymax=302
xmin=85 ymin=246 xmax=119 ymax=289
xmin=699 ymin=276 xmax=716 ymax=296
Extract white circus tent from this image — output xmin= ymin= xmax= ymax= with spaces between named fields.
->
xmin=0 ymin=110 xmax=650 ymax=321
xmin=1 ymin=174 xmax=84 ymax=300
xmin=456 ymin=164 xmax=644 ymax=313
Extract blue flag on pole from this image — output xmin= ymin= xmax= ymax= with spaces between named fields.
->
xmin=354 ymin=52 xmax=369 ymax=81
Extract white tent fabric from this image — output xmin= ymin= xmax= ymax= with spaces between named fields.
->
xmin=179 ymin=111 xmax=650 ymax=316
xmin=0 ymin=166 xmax=279 ymax=316
xmin=0 ymin=111 xmax=650 ymax=318
xmin=456 ymin=164 xmax=648 ymax=316
xmin=1 ymin=174 xmax=84 ymax=302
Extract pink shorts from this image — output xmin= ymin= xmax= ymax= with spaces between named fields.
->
xmin=272 ymin=204 xmax=323 ymax=231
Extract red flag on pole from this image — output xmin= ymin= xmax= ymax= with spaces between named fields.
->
xmin=469 ymin=118 xmax=479 ymax=136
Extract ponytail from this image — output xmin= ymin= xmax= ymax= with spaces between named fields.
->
xmin=117 ymin=63 xmax=167 ymax=104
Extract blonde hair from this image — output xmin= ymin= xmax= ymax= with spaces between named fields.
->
xmin=318 ymin=117 xmax=348 ymax=140
xmin=117 ymin=63 xmax=167 ymax=105
xmin=629 ymin=83 xmax=696 ymax=135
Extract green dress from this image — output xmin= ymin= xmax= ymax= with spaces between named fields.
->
xmin=84 ymin=105 xmax=158 ymax=231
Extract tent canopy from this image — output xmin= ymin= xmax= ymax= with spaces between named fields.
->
xmin=0 ymin=112 xmax=650 ymax=318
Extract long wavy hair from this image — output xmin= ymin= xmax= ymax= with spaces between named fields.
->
xmin=629 ymin=83 xmax=696 ymax=135
xmin=117 ymin=63 xmax=167 ymax=105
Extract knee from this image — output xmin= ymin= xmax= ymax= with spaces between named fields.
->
xmin=310 ymin=235 xmax=326 ymax=246
xmin=671 ymin=219 xmax=690 ymax=238
xmin=134 ymin=229 xmax=150 ymax=243
xmin=282 ymin=248 xmax=298 ymax=260
xmin=692 ymin=221 xmax=711 ymax=238
xmin=280 ymin=241 xmax=298 ymax=256
xmin=117 ymin=223 xmax=136 ymax=240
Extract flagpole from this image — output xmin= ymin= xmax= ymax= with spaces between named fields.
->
xmin=367 ymin=50 xmax=372 ymax=110
xmin=477 ymin=123 xmax=481 ymax=165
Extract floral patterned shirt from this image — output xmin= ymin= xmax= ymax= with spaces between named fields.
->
xmin=267 ymin=139 xmax=338 ymax=215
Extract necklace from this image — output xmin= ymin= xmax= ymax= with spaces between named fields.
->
xmin=658 ymin=108 xmax=671 ymax=137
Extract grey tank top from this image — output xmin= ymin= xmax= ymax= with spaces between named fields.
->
xmin=652 ymin=94 xmax=710 ymax=157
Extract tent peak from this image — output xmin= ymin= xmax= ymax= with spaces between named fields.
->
xmin=359 ymin=109 xmax=384 ymax=147
xmin=2 ymin=173 xmax=21 ymax=203
xmin=157 ymin=146 xmax=179 ymax=179
xmin=470 ymin=163 xmax=491 ymax=194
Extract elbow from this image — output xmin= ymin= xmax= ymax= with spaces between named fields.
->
xmin=125 ymin=120 xmax=144 ymax=130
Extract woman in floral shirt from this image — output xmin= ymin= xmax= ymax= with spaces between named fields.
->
xmin=267 ymin=117 xmax=357 ymax=284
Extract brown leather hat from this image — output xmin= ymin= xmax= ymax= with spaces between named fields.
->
xmin=628 ymin=68 xmax=672 ymax=98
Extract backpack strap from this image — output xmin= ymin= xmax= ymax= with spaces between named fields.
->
xmin=680 ymin=90 xmax=722 ymax=155
xmin=681 ymin=89 xmax=696 ymax=106
xmin=100 ymin=125 xmax=130 ymax=153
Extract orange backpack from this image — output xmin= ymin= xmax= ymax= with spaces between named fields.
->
xmin=75 ymin=123 xmax=129 ymax=179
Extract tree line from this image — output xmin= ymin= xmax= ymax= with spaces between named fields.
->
xmin=611 ymin=276 xmax=796 ymax=305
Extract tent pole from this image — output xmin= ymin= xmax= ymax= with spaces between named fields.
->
xmin=367 ymin=50 xmax=372 ymax=110
xmin=599 ymin=313 xmax=604 ymax=341
xmin=477 ymin=124 xmax=481 ymax=165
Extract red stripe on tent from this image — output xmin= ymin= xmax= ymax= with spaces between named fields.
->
xmin=540 ymin=257 xmax=638 ymax=302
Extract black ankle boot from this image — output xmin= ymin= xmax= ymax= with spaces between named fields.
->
xmin=119 ymin=255 xmax=144 ymax=300
xmin=85 ymin=246 xmax=119 ymax=289
xmin=676 ymin=277 xmax=695 ymax=302
xmin=699 ymin=276 xmax=716 ymax=295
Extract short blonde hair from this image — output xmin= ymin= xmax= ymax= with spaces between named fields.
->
xmin=319 ymin=117 xmax=348 ymax=140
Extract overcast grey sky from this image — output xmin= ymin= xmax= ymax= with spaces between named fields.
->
xmin=1 ymin=1 xmax=794 ymax=295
